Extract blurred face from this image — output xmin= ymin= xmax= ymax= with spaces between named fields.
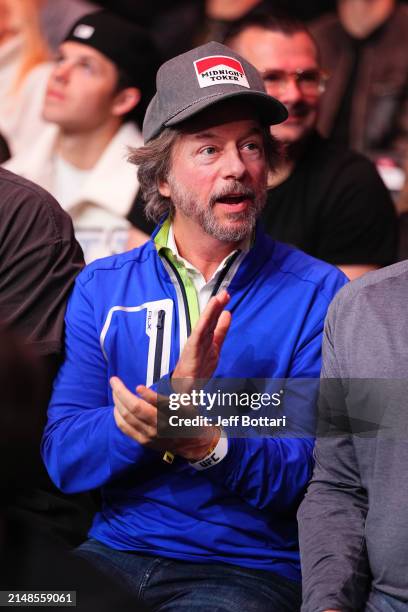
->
xmin=229 ymin=28 xmax=322 ymax=145
xmin=0 ymin=0 xmax=16 ymax=43
xmin=42 ymin=41 xmax=120 ymax=132
xmin=159 ymin=105 xmax=268 ymax=243
xmin=338 ymin=0 xmax=395 ymax=38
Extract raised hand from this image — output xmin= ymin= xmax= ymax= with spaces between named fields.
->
xmin=172 ymin=290 xmax=231 ymax=393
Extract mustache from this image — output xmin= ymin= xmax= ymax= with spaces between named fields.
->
xmin=210 ymin=181 xmax=256 ymax=207
xmin=285 ymin=101 xmax=313 ymax=117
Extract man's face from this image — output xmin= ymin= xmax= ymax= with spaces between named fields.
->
xmin=159 ymin=106 xmax=268 ymax=243
xmin=338 ymin=0 xmax=395 ymax=38
xmin=42 ymin=41 xmax=120 ymax=132
xmin=229 ymin=28 xmax=321 ymax=145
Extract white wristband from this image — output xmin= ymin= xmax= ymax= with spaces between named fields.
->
xmin=189 ymin=433 xmax=228 ymax=471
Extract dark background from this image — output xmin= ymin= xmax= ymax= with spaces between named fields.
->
xmin=98 ymin=0 xmax=337 ymax=25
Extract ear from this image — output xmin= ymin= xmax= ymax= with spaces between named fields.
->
xmin=158 ymin=179 xmax=171 ymax=198
xmin=111 ymin=87 xmax=141 ymax=117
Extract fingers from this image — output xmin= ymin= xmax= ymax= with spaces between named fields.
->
xmin=110 ymin=376 xmax=157 ymax=431
xmin=113 ymin=403 xmax=157 ymax=445
xmin=213 ymin=309 xmax=232 ymax=350
xmin=193 ymin=290 xmax=230 ymax=340
xmin=172 ymin=290 xmax=232 ymax=386
xmin=113 ymin=405 xmax=141 ymax=440
xmin=111 ymin=377 xmax=156 ymax=413
xmin=192 ymin=292 xmax=231 ymax=358
xmin=206 ymin=290 xmax=230 ymax=326
xmin=136 ymin=384 xmax=159 ymax=406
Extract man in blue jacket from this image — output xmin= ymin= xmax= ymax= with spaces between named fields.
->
xmin=42 ymin=41 xmax=347 ymax=611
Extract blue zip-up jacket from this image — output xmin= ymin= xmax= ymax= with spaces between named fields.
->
xmin=42 ymin=224 xmax=347 ymax=581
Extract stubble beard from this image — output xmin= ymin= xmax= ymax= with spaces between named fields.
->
xmin=168 ymin=177 xmax=267 ymax=242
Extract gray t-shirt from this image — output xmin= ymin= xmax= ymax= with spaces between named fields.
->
xmin=298 ymin=260 xmax=408 ymax=611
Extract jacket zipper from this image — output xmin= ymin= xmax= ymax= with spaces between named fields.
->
xmin=210 ymin=250 xmax=241 ymax=298
xmin=157 ymin=249 xmax=241 ymax=377
xmin=162 ymin=254 xmax=192 ymax=337
xmin=153 ymin=309 xmax=165 ymax=383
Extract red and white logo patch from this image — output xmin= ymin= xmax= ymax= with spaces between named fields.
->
xmin=194 ymin=55 xmax=250 ymax=89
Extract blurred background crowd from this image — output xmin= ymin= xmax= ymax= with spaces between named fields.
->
xmin=0 ymin=0 xmax=408 ymax=263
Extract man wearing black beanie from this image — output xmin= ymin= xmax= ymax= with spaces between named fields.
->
xmin=5 ymin=10 xmax=158 ymax=263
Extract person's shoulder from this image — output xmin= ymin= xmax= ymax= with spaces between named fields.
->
xmin=0 ymin=166 xmax=52 ymax=201
xmin=111 ymin=121 xmax=144 ymax=149
xmin=308 ymin=133 xmax=377 ymax=174
xmin=0 ymin=167 xmax=71 ymax=226
xmin=271 ymin=239 xmax=345 ymax=281
xmin=306 ymin=135 xmax=388 ymax=197
xmin=329 ymin=260 xmax=408 ymax=316
xmin=0 ymin=168 xmax=83 ymax=262
xmin=77 ymin=240 xmax=156 ymax=286
xmin=270 ymin=239 xmax=348 ymax=302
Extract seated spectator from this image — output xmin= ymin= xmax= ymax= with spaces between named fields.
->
xmin=0 ymin=0 xmax=52 ymax=156
xmin=5 ymin=10 xmax=158 ymax=263
xmin=225 ymin=12 xmax=398 ymax=280
xmin=41 ymin=40 xmax=347 ymax=611
xmin=0 ymin=323 xmax=148 ymax=611
xmin=310 ymin=0 xmax=408 ymax=179
xmin=0 ymin=166 xmax=95 ymax=548
xmin=298 ymin=259 xmax=408 ymax=611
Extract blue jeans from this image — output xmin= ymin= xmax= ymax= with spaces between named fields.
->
xmin=365 ymin=589 xmax=408 ymax=611
xmin=76 ymin=538 xmax=301 ymax=612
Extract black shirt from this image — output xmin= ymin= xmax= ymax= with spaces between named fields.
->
xmin=127 ymin=192 xmax=156 ymax=235
xmin=261 ymin=132 xmax=398 ymax=266
xmin=0 ymin=168 xmax=95 ymax=546
xmin=0 ymin=168 xmax=84 ymax=354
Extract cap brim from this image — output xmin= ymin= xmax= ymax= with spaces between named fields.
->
xmin=164 ymin=90 xmax=288 ymax=129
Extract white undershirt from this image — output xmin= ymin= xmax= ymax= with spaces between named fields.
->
xmin=167 ymin=224 xmax=249 ymax=312
xmin=53 ymin=155 xmax=91 ymax=210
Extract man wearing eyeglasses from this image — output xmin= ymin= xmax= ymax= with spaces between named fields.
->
xmin=225 ymin=12 xmax=398 ymax=280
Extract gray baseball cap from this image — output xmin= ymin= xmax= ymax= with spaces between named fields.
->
xmin=142 ymin=41 xmax=288 ymax=142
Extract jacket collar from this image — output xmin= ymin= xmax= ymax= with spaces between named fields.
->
xmin=6 ymin=121 xmax=143 ymax=217
xmin=61 ymin=122 xmax=143 ymax=216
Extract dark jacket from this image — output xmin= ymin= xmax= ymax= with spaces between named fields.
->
xmin=310 ymin=5 xmax=408 ymax=163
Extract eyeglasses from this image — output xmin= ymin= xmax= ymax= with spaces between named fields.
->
xmin=261 ymin=68 xmax=329 ymax=96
